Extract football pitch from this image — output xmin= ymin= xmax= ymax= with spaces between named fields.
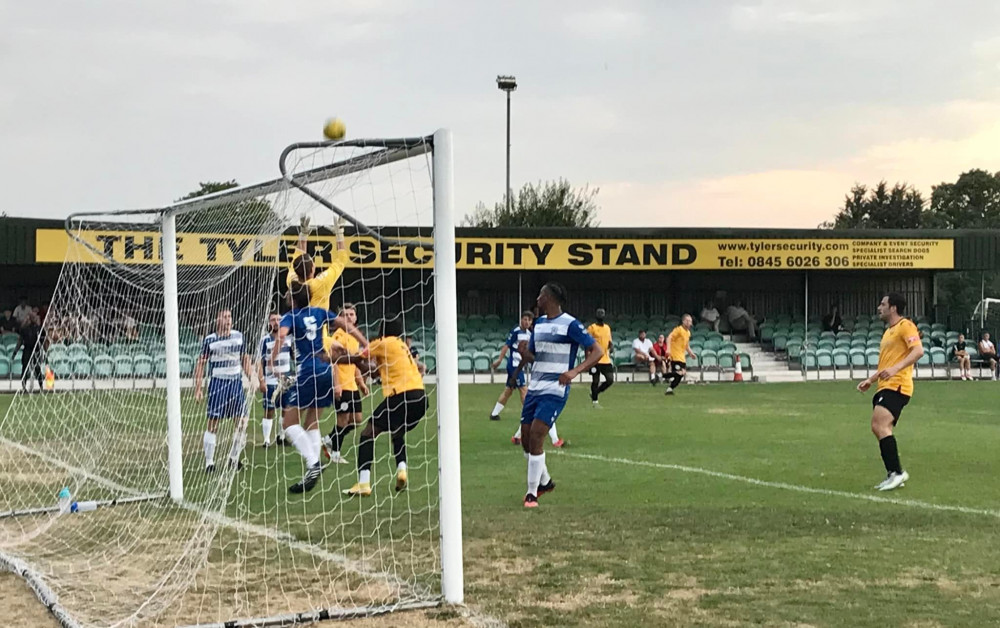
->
xmin=4 ymin=380 xmax=1000 ymax=627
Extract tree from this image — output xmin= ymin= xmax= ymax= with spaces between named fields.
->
xmin=927 ymin=169 xmax=1000 ymax=229
xmin=463 ymin=179 xmax=600 ymax=228
xmin=174 ymin=180 xmax=279 ymax=234
xmin=820 ymin=181 xmax=927 ymax=229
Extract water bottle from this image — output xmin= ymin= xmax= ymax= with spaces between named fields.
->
xmin=57 ymin=487 xmax=71 ymax=514
xmin=71 ymin=500 xmax=98 ymax=513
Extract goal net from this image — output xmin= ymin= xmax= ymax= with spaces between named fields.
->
xmin=0 ymin=131 xmax=461 ymax=627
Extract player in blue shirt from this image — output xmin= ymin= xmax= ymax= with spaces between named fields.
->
xmin=271 ymin=281 xmax=367 ymax=494
xmin=194 ymin=308 xmax=253 ymax=473
xmin=257 ymin=312 xmax=293 ymax=448
xmin=488 ymin=311 xmax=533 ymax=422
xmin=516 ymin=283 xmax=603 ymax=508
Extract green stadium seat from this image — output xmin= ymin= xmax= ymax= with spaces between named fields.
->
xmin=832 ymin=348 xmax=849 ymax=370
xmin=457 ymin=352 xmax=474 ymax=373
xmin=114 ymin=355 xmax=134 ymax=377
xmin=423 ymin=355 xmax=436 ymax=373
xmin=154 ymin=353 xmax=168 ymax=377
xmin=47 ymin=344 xmax=68 ymax=361
xmin=787 ymin=343 xmax=802 ymax=362
xmin=134 ymin=354 xmax=154 ymax=377
xmin=94 ymin=355 xmax=114 ymax=378
xmin=865 ymin=350 xmax=879 ymax=368
xmin=773 ymin=335 xmax=789 ymax=352
xmin=178 ymin=355 xmax=195 ymax=377
xmin=50 ymin=356 xmax=72 ymax=379
xmin=0 ymin=333 xmax=18 ymax=350
xmin=817 ymin=349 xmax=834 ymax=369
xmin=67 ymin=342 xmax=89 ymax=360
xmin=931 ymin=323 xmax=947 ymax=333
xmin=803 ymin=351 xmax=818 ymax=369
xmin=614 ymin=347 xmax=634 ymax=367
xmin=700 ymin=349 xmax=719 ymax=369
xmin=849 ymin=348 xmax=866 ymax=369
xmin=472 ymin=351 xmax=492 ymax=373
xmin=719 ymin=342 xmax=737 ymax=354
xmin=0 ymin=355 xmax=11 ymax=378
xmin=718 ymin=353 xmax=735 ymax=370
xmin=73 ymin=356 xmax=94 ymax=377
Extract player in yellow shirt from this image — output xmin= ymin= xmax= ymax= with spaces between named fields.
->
xmin=322 ymin=303 xmax=370 ymax=465
xmin=586 ymin=308 xmax=615 ymax=407
xmin=664 ymin=314 xmax=697 ymax=395
xmin=336 ymin=316 xmax=427 ymax=497
xmin=285 ymin=215 xmax=351 ymax=338
xmin=857 ymin=293 xmax=924 ymax=492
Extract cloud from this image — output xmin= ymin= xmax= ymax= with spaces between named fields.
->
xmin=729 ymin=0 xmax=886 ymax=31
xmin=563 ymin=9 xmax=645 ymax=40
xmin=596 ymin=100 xmax=1000 ymax=228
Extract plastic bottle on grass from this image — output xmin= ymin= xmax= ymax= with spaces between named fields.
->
xmin=71 ymin=501 xmax=98 ymax=513
xmin=57 ymin=487 xmax=71 ymax=514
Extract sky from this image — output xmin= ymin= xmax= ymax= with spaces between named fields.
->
xmin=2 ymin=0 xmax=999 ymax=229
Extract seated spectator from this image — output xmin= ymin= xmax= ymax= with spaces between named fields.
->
xmin=822 ymin=306 xmax=843 ymax=333
xmin=123 ymin=313 xmax=139 ymax=341
xmin=12 ymin=297 xmax=31 ymax=328
xmin=650 ymin=333 xmax=670 ymax=381
xmin=0 ymin=310 xmax=12 ymax=333
xmin=726 ymin=301 xmax=757 ymax=339
xmin=979 ymin=332 xmax=998 ymax=380
xmin=632 ymin=330 xmax=657 ymax=384
xmin=953 ymin=333 xmax=971 ymax=380
xmin=700 ymin=301 xmax=720 ymax=332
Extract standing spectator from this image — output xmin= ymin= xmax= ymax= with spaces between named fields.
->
xmin=953 ymin=333 xmax=972 ymax=380
xmin=726 ymin=301 xmax=757 ymax=340
xmin=822 ymin=306 xmax=844 ymax=333
xmin=700 ymin=301 xmax=720 ymax=332
xmin=12 ymin=297 xmax=31 ymax=328
xmin=650 ymin=333 xmax=670 ymax=382
xmin=38 ymin=302 xmax=50 ymax=325
xmin=12 ymin=312 xmax=46 ymax=393
xmin=0 ymin=310 xmax=12 ymax=333
xmin=632 ymin=330 xmax=657 ymax=384
xmin=978 ymin=332 xmax=998 ymax=380
xmin=123 ymin=312 xmax=139 ymax=341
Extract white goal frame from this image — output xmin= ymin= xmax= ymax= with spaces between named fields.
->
xmin=10 ymin=129 xmax=463 ymax=623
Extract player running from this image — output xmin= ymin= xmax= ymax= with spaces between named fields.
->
xmin=339 ymin=316 xmax=427 ymax=497
xmin=322 ymin=303 xmax=370 ymax=465
xmin=516 ymin=283 xmax=603 ymax=508
xmin=586 ymin=308 xmax=615 ymax=407
xmin=258 ymin=312 xmax=293 ymax=447
xmin=489 ymin=311 xmax=533 ymax=421
xmin=664 ymin=314 xmax=697 ymax=395
xmin=857 ymin=293 xmax=923 ymax=492
xmin=194 ymin=308 xmax=253 ymax=473
xmin=272 ymin=282 xmax=366 ymax=494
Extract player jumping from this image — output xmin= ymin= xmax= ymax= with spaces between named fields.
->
xmin=194 ymin=308 xmax=253 ymax=473
xmin=258 ymin=312 xmax=293 ymax=447
xmin=322 ymin=303 xmax=370 ymax=465
xmin=339 ymin=316 xmax=427 ymax=497
xmin=516 ymin=283 xmax=602 ymax=508
xmin=489 ymin=310 xmax=533 ymax=421
xmin=272 ymin=282 xmax=366 ymax=494
xmin=857 ymin=293 xmax=923 ymax=492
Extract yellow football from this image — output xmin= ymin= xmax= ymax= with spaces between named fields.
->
xmin=323 ymin=118 xmax=346 ymax=140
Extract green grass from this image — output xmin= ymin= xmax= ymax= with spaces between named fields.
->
xmin=4 ymin=380 xmax=1000 ymax=626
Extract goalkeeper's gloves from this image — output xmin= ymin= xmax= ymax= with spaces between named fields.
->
xmin=272 ymin=375 xmax=294 ymax=405
xmin=298 ymin=215 xmax=313 ymax=238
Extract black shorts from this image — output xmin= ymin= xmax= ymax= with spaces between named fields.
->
xmin=335 ymin=389 xmax=363 ymax=415
xmin=590 ymin=363 xmax=614 ymax=377
xmin=872 ymin=389 xmax=910 ymax=425
xmin=371 ymin=389 xmax=427 ymax=434
xmin=671 ymin=361 xmax=687 ymax=373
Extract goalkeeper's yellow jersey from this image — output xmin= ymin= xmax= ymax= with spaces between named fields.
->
xmin=287 ymin=246 xmax=349 ymax=342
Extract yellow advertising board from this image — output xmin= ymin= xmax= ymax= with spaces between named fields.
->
xmin=35 ymin=229 xmax=954 ymax=271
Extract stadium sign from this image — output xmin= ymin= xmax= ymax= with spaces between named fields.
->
xmin=35 ymin=229 xmax=954 ymax=271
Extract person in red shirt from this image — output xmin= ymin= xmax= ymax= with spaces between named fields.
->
xmin=650 ymin=333 xmax=670 ymax=384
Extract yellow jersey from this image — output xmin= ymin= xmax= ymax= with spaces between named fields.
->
xmin=877 ymin=318 xmax=921 ymax=396
xmin=367 ymin=336 xmax=424 ymax=397
xmin=286 ymin=246 xmax=349 ymax=310
xmin=586 ymin=323 xmax=613 ymax=365
xmin=668 ymin=326 xmax=691 ymax=362
xmin=328 ymin=328 xmax=362 ymax=392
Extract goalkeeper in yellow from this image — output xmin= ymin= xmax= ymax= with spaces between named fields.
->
xmin=334 ymin=316 xmax=427 ymax=497
xmin=285 ymin=215 xmax=350 ymax=312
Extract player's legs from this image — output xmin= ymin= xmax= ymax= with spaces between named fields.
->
xmin=590 ymin=366 xmax=601 ymax=402
xmin=204 ymin=417 xmax=220 ymax=470
xmin=491 ymin=385 xmax=514 ymax=420
xmin=665 ymin=364 xmax=685 ymax=392
xmin=512 ymin=386 xmax=528 ymax=442
xmin=870 ymin=392 xmax=909 ymax=490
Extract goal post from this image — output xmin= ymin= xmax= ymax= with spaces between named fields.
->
xmin=0 ymin=130 xmax=463 ymax=626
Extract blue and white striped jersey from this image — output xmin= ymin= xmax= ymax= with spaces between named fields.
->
xmin=201 ymin=330 xmax=246 ymax=381
xmin=526 ymin=313 xmax=595 ymax=398
xmin=505 ymin=325 xmax=531 ymax=371
xmin=259 ymin=333 xmax=293 ymax=386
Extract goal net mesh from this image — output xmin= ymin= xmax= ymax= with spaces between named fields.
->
xmin=0 ymin=138 xmax=443 ymax=627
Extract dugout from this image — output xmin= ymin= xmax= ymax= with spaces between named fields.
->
xmin=3 ymin=219 xmax=1000 ymax=333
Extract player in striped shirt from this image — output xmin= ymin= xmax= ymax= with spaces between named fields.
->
xmin=257 ymin=312 xmax=293 ymax=447
xmin=489 ymin=311 xmax=533 ymax=421
xmin=194 ymin=308 xmax=253 ymax=473
xmin=516 ymin=283 xmax=603 ymax=508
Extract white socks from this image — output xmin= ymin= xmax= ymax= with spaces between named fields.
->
xmin=397 ymin=461 xmax=407 ymax=472
xmin=513 ymin=426 xmax=522 ymax=439
xmin=540 ymin=461 xmax=551 ymax=486
xmin=285 ymin=424 xmax=319 ymax=467
xmin=491 ymin=402 xmax=505 ymax=416
xmin=549 ymin=425 xmax=559 ymax=444
xmin=262 ymin=418 xmax=273 ymax=443
xmin=359 ymin=469 xmax=371 ymax=484
xmin=203 ymin=431 xmax=216 ymax=468
xmin=229 ymin=420 xmax=247 ymax=463
xmin=527 ymin=453 xmax=545 ymax=496
xmin=308 ymin=428 xmax=322 ymax=461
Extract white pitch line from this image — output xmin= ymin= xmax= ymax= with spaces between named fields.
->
xmin=555 ymin=450 xmax=1000 ymax=519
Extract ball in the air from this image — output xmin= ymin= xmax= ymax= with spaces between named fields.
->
xmin=323 ymin=118 xmax=346 ymax=140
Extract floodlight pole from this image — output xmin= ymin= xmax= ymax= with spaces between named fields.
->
xmin=497 ymin=75 xmax=517 ymax=212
